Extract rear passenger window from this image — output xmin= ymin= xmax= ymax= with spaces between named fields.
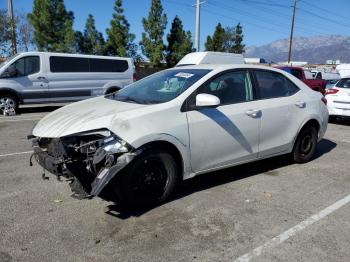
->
xmin=198 ymin=70 xmax=253 ymax=105
xmin=254 ymin=70 xmax=299 ymax=99
xmin=12 ymin=56 xmax=40 ymax=77
xmin=50 ymin=57 xmax=89 ymax=72
xmin=50 ymin=56 xmax=129 ymax=73
xmin=90 ymin=58 xmax=128 ymax=72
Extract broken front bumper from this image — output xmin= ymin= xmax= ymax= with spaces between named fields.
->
xmin=31 ymin=138 xmax=140 ymax=199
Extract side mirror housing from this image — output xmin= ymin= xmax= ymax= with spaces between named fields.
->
xmin=195 ymin=93 xmax=220 ymax=108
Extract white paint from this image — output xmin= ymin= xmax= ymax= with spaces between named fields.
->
xmin=0 ymin=151 xmax=33 ymax=157
xmin=235 ymin=194 xmax=350 ymax=262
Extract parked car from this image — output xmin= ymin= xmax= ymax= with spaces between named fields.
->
xmin=30 ymin=64 xmax=328 ymax=207
xmin=0 ymin=52 xmax=135 ymax=115
xmin=312 ymin=70 xmax=340 ymax=89
xmin=325 ymin=76 xmax=350 ymax=120
xmin=276 ymin=66 xmax=327 ymax=95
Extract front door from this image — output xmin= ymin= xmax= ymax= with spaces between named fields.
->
xmin=12 ymin=55 xmax=50 ymax=103
xmin=186 ymin=70 xmax=260 ymax=173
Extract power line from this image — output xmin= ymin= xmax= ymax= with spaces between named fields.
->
xmin=299 ymin=0 xmax=350 ymax=22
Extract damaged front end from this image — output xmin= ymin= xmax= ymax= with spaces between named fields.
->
xmin=30 ymin=130 xmax=140 ymax=199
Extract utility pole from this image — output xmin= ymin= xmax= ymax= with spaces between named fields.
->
xmin=287 ymin=0 xmax=297 ymax=63
xmin=8 ymin=0 xmax=17 ymax=55
xmin=194 ymin=0 xmax=205 ymax=52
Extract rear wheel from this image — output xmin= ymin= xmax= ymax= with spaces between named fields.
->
xmin=117 ymin=149 xmax=178 ymax=207
xmin=292 ymin=124 xmax=318 ymax=163
xmin=0 ymin=94 xmax=18 ymax=115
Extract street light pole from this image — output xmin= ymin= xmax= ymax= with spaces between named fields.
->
xmin=287 ymin=0 xmax=297 ymax=63
xmin=8 ymin=0 xmax=17 ymax=55
xmin=195 ymin=0 xmax=201 ymax=52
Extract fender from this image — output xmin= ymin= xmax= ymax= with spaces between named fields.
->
xmin=291 ymin=114 xmax=323 ymax=150
xmin=0 ymin=87 xmax=23 ymax=103
xmin=131 ymin=133 xmax=192 ymax=179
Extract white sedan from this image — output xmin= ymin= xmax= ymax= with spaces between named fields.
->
xmin=30 ymin=64 xmax=329 ymax=207
xmin=325 ymin=77 xmax=350 ymax=120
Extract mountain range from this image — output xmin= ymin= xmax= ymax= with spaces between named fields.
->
xmin=245 ymin=35 xmax=350 ymax=64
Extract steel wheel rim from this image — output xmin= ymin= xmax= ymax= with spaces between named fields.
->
xmin=300 ymin=134 xmax=313 ymax=155
xmin=0 ymin=97 xmax=16 ymax=111
xmin=132 ymin=158 xmax=169 ymax=198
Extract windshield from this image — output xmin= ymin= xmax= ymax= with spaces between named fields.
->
xmin=0 ymin=53 xmax=20 ymax=69
xmin=107 ymin=69 xmax=211 ymax=104
xmin=335 ymin=78 xmax=350 ymax=89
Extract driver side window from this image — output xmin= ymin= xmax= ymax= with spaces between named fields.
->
xmin=198 ymin=70 xmax=253 ymax=105
xmin=11 ymin=56 xmax=40 ymax=77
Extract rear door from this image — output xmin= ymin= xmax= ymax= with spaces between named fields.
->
xmin=251 ymin=69 xmax=303 ymax=157
xmin=186 ymin=70 xmax=260 ymax=173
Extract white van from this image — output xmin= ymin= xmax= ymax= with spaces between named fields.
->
xmin=176 ymin=52 xmax=245 ymax=66
xmin=0 ymin=52 xmax=135 ymax=114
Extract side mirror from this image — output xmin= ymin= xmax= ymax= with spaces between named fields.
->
xmin=195 ymin=93 xmax=220 ymax=108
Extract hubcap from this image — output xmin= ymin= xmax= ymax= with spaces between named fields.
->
xmin=0 ymin=97 xmax=16 ymax=112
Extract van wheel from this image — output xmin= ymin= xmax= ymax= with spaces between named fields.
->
xmin=117 ymin=149 xmax=177 ymax=207
xmin=105 ymin=87 xmax=120 ymax=95
xmin=292 ymin=124 xmax=317 ymax=163
xmin=0 ymin=94 xmax=18 ymax=115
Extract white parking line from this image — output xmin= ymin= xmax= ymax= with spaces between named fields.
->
xmin=234 ymin=193 xmax=350 ymax=262
xmin=0 ymin=118 xmax=41 ymax=122
xmin=0 ymin=151 xmax=33 ymax=157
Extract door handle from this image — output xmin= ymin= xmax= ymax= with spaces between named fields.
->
xmin=295 ymin=101 xmax=306 ymax=108
xmin=37 ymin=76 xmax=46 ymax=80
xmin=246 ymin=109 xmax=261 ymax=118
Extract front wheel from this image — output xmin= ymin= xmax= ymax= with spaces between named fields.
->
xmin=0 ymin=94 xmax=18 ymax=115
xmin=292 ymin=125 xmax=318 ymax=163
xmin=117 ymin=149 xmax=178 ymax=207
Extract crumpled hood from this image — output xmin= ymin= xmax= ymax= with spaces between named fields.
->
xmin=32 ymin=96 xmax=147 ymax=138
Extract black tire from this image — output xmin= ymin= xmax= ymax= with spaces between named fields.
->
xmin=117 ymin=149 xmax=178 ymax=207
xmin=328 ymin=116 xmax=337 ymax=123
xmin=105 ymin=87 xmax=120 ymax=95
xmin=292 ymin=124 xmax=318 ymax=163
xmin=0 ymin=94 xmax=18 ymax=115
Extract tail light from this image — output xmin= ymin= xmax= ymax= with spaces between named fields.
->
xmin=321 ymin=97 xmax=327 ymax=105
xmin=325 ymin=88 xmax=339 ymax=95
xmin=133 ymin=72 xmax=137 ymax=82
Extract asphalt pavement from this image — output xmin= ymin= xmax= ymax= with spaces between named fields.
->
xmin=0 ymin=106 xmax=349 ymax=262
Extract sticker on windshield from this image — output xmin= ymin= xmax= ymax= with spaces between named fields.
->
xmin=174 ymin=72 xmax=194 ymax=79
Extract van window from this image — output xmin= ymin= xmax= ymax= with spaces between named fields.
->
xmin=90 ymin=58 xmax=128 ymax=72
xmin=12 ymin=56 xmax=40 ymax=77
xmin=50 ymin=57 xmax=89 ymax=72
xmin=49 ymin=56 xmax=129 ymax=73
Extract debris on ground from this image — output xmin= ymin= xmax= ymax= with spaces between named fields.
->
xmin=264 ymin=192 xmax=273 ymax=198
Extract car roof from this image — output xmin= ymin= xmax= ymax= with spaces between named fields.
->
xmin=167 ymin=64 xmax=286 ymax=73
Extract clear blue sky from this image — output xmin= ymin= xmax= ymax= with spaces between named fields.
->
xmin=2 ymin=0 xmax=350 ymax=49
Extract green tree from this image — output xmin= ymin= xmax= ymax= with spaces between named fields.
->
xmin=205 ymin=23 xmax=226 ymax=52
xmin=81 ymin=14 xmax=105 ymax=55
xmin=166 ymin=16 xmax=193 ymax=67
xmin=140 ymin=0 xmax=167 ymax=67
xmin=106 ymin=0 xmax=136 ymax=57
xmin=231 ymin=23 xmax=245 ymax=54
xmin=28 ymin=0 xmax=75 ymax=52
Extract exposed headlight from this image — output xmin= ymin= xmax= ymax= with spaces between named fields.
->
xmin=102 ymin=136 xmax=131 ymax=154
